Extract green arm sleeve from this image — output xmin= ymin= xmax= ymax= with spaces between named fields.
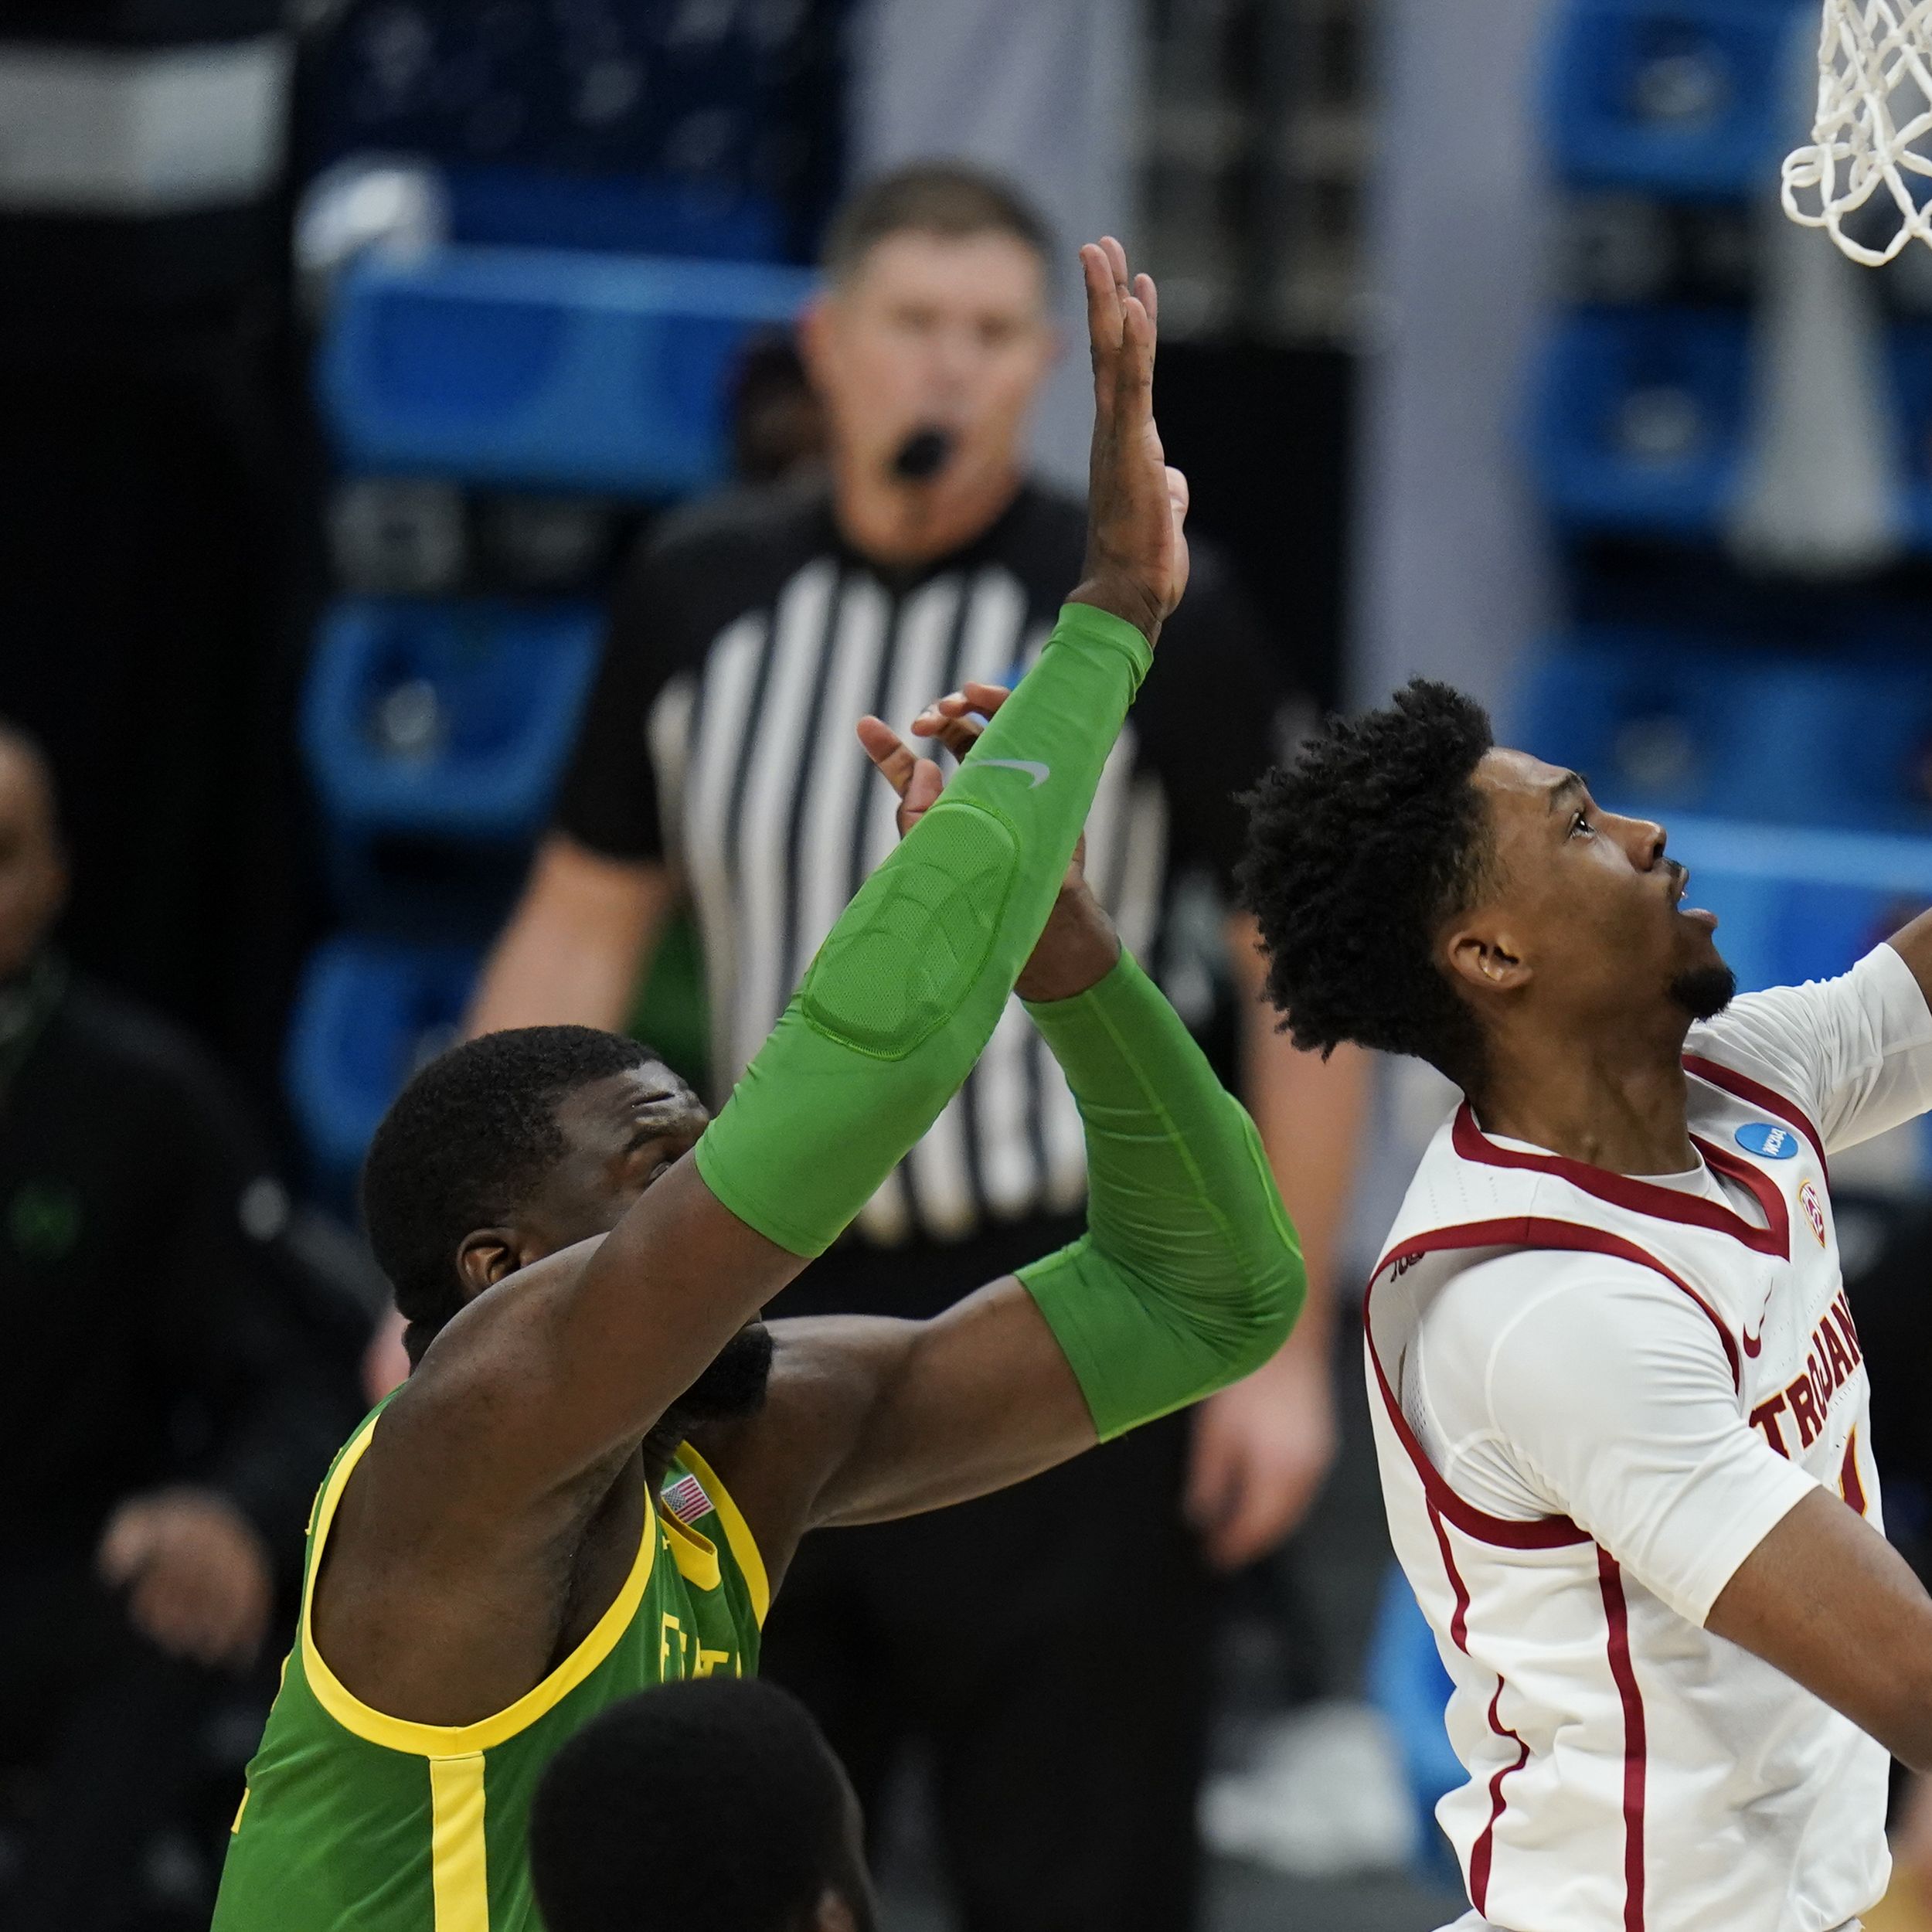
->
xmin=1016 ymin=949 xmax=1305 ymax=1440
xmin=693 ymin=602 xmax=1152 ymax=1257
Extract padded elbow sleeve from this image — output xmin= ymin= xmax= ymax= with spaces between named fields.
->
xmin=694 ymin=603 xmax=1151 ymax=1257
xmin=1016 ymin=950 xmax=1304 ymax=1439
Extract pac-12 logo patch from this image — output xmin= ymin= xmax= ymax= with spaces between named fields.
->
xmin=1736 ymin=1121 xmax=1799 ymax=1159
xmin=1800 ymin=1179 xmax=1828 ymax=1247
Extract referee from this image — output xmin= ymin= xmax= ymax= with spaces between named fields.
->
xmin=469 ymin=165 xmax=1368 ymax=1932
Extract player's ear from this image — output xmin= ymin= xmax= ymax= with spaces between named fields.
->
xmin=1444 ymin=921 xmax=1529 ymax=998
xmin=454 ymin=1228 xmax=522 ymax=1303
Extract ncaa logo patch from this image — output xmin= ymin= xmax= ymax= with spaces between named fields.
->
xmin=1736 ymin=1121 xmax=1799 ymax=1160
xmin=1800 ymin=1179 xmax=1828 ymax=1248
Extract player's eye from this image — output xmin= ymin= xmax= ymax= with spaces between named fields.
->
xmin=1570 ymin=810 xmax=1594 ymax=838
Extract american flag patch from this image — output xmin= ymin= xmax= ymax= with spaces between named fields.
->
xmin=660 ymin=1472 xmax=711 ymax=1523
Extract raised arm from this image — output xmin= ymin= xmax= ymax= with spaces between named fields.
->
xmin=692 ymin=689 xmax=1304 ymax=1563
xmin=383 ymin=239 xmax=1190 ymax=1515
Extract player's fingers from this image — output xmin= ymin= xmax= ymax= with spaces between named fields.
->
xmin=1136 ymin=269 xmax=1158 ymax=332
xmin=855 ymin=716 xmax=917 ymax=798
xmin=1114 ymin=294 xmax=1155 ymax=434
xmin=1080 ymin=243 xmax=1123 ymax=364
xmin=932 ymin=715 xmax=985 ymax=761
xmin=898 ymin=757 xmax=944 ymax=834
xmin=910 ymin=692 xmax=970 ymax=736
xmin=957 ymin=681 xmax=1012 ymax=714
xmin=1166 ymin=465 xmax=1190 ymax=524
xmin=1100 ymin=233 xmax=1131 ymax=294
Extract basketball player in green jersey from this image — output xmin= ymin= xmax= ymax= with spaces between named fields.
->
xmin=213 ymin=240 xmax=1306 ymax=1932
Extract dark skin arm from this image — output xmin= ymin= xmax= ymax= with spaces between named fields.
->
xmin=1708 ymin=1485 xmax=1932 ymax=1769
xmin=311 ymin=237 xmax=1187 ymax=1725
xmin=1889 ymin=909 xmax=1932 ymax=1011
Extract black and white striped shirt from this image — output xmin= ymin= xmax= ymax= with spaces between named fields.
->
xmin=557 ymin=477 xmax=1301 ymax=1269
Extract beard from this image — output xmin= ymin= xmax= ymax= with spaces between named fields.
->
xmin=667 ymin=1321 xmax=775 ymax=1427
xmin=1668 ymin=962 xmax=1736 ymax=1022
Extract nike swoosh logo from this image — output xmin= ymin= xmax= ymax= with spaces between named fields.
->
xmin=1742 ymin=1285 xmax=1775 ymax=1357
xmin=977 ymin=757 xmax=1050 ymax=787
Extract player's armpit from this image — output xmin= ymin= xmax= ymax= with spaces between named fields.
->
xmin=1706 ymin=1485 xmax=1932 ymax=1770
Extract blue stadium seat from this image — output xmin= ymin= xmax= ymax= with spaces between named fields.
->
xmin=318 ymin=247 xmax=815 ymax=495
xmin=302 ymin=597 xmax=603 ymax=932
xmin=1726 ymin=660 xmax=1932 ymax=831
xmin=1517 ymin=636 xmax=1932 ymax=831
xmin=1365 ymin=1568 xmax=1462 ymax=1889
xmin=1529 ymin=308 xmax=1750 ymax=535
xmin=1514 ymin=631 xmax=1774 ymax=813
xmin=284 ymin=936 xmax=480 ymax=1201
xmin=1543 ymin=0 xmax=1809 ymax=198
xmin=302 ymin=596 xmax=602 ymax=846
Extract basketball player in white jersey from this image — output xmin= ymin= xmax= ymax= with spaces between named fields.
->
xmin=1238 ymin=679 xmax=1932 ymax=1932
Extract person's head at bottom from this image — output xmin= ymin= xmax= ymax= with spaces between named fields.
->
xmin=528 ymin=1679 xmax=876 ymax=1932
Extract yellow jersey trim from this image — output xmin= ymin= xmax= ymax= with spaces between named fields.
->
xmin=659 ymin=1507 xmax=722 ymax=1593
xmin=299 ymin=1413 xmax=658 ymax=1757
xmin=676 ymin=1443 xmax=770 ymax=1628
xmin=428 ymin=1753 xmax=488 ymax=1932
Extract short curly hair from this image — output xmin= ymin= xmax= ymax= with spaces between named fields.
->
xmin=1236 ymin=679 xmax=1497 ymax=1094
xmin=529 ymin=1679 xmax=871 ymax=1932
xmin=361 ymin=1026 xmax=656 ymax=1365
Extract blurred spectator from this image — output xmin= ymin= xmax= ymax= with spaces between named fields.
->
xmin=529 ymin=1679 xmax=876 ymax=1932
xmin=0 ymin=723 xmax=361 ymax=1931
xmin=465 ymin=162 xmax=1369 ymax=1931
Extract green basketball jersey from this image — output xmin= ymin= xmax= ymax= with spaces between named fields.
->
xmin=212 ymin=1406 xmax=767 ymax=1932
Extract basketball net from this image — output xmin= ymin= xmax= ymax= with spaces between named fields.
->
xmin=1784 ymin=0 xmax=1932 ymax=264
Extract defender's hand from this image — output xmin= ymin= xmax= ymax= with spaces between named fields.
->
xmin=1071 ymin=236 xmax=1189 ymax=643
xmin=856 ymin=685 xmax=1119 ymax=1002
xmin=98 ymin=1487 xmax=274 ymax=1672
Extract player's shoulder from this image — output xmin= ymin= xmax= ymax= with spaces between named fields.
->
xmin=1429 ymin=1243 xmax=1662 ymax=1341
xmin=1419 ymin=1247 xmax=1721 ymax=1424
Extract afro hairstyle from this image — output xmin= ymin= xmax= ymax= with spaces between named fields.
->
xmin=1236 ymin=679 xmax=1498 ymax=1094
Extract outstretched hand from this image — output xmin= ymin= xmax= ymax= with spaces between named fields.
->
xmin=856 ymin=687 xmax=1118 ymax=1002
xmin=1071 ymin=236 xmax=1189 ymax=643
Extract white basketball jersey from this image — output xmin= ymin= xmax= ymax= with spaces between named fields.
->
xmin=1368 ymin=946 xmax=1932 ymax=1932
